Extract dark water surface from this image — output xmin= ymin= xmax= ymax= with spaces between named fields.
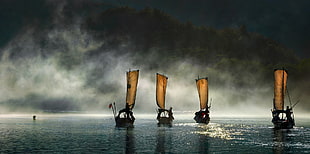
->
xmin=0 ymin=114 xmax=309 ymax=153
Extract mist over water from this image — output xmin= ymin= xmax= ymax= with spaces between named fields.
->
xmin=0 ymin=0 xmax=308 ymax=117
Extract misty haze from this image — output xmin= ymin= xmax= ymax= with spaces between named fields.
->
xmin=0 ymin=0 xmax=309 ymax=117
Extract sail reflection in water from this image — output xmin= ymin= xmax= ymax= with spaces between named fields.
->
xmin=272 ymin=129 xmax=293 ymax=154
xmin=197 ymin=130 xmax=209 ymax=153
xmin=125 ymin=128 xmax=135 ymax=154
xmin=155 ymin=128 xmax=172 ymax=153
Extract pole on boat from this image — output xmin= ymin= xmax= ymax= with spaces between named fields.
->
xmin=209 ymin=98 xmax=212 ymax=109
xmin=286 ymin=87 xmax=293 ymax=108
xmin=282 ymin=69 xmax=285 ymax=110
xmin=292 ymin=100 xmax=299 ymax=109
xmin=112 ymin=102 xmax=116 ymax=119
xmin=109 ymin=102 xmax=117 ymax=119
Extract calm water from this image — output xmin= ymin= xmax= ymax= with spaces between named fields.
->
xmin=0 ymin=114 xmax=309 ymax=153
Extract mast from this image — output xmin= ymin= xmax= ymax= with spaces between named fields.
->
xmin=196 ymin=77 xmax=208 ymax=110
xmin=126 ymin=70 xmax=139 ymax=110
xmin=273 ymin=69 xmax=288 ymax=110
xmin=156 ymin=73 xmax=168 ymax=109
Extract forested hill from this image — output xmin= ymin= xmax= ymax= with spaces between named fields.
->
xmin=84 ymin=7 xmax=298 ymax=66
xmin=83 ymin=7 xmax=310 ymax=112
xmin=83 ymin=7 xmax=310 ymax=86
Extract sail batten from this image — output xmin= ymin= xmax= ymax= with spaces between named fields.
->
xmin=126 ymin=70 xmax=139 ymax=110
xmin=156 ymin=73 xmax=168 ymax=109
xmin=196 ymin=78 xmax=208 ymax=110
xmin=273 ymin=69 xmax=288 ymax=110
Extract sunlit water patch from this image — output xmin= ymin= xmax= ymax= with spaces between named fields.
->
xmin=193 ymin=123 xmax=241 ymax=140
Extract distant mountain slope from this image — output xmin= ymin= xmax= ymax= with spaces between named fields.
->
xmin=84 ymin=7 xmax=299 ymax=67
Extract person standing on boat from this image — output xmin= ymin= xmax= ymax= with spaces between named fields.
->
xmin=271 ymin=109 xmax=280 ymax=122
xmin=157 ymin=109 xmax=164 ymax=120
xmin=285 ymin=106 xmax=293 ymax=123
xmin=168 ymin=107 xmax=174 ymax=120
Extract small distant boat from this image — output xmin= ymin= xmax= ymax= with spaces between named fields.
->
xmin=110 ymin=70 xmax=139 ymax=127
xmin=271 ymin=69 xmax=295 ymax=129
xmin=156 ymin=73 xmax=174 ymax=126
xmin=194 ymin=77 xmax=210 ymax=124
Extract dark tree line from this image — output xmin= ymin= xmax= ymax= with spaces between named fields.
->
xmin=83 ymin=7 xmax=310 ymax=85
xmin=84 ymin=7 xmax=299 ymax=66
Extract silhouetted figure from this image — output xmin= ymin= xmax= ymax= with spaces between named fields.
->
xmin=272 ymin=110 xmax=280 ymax=123
xmin=168 ymin=107 xmax=174 ymax=120
xmin=285 ymin=106 xmax=294 ymax=124
xmin=33 ymin=115 xmax=36 ymax=120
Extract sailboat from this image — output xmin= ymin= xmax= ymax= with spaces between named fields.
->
xmin=194 ymin=77 xmax=210 ymax=124
xmin=156 ymin=73 xmax=174 ymax=126
xmin=111 ymin=69 xmax=139 ymax=127
xmin=271 ymin=69 xmax=295 ymax=129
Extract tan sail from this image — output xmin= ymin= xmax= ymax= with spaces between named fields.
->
xmin=126 ymin=70 xmax=139 ymax=110
xmin=274 ymin=69 xmax=288 ymax=110
xmin=156 ymin=73 xmax=168 ymax=109
xmin=196 ymin=78 xmax=208 ymax=110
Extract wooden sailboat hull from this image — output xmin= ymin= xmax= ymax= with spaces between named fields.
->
xmin=271 ymin=108 xmax=295 ymax=129
xmin=272 ymin=118 xmax=294 ymax=129
xmin=194 ymin=111 xmax=210 ymax=124
xmin=157 ymin=117 xmax=173 ymax=126
xmin=194 ymin=110 xmax=210 ymax=124
xmin=115 ymin=118 xmax=134 ymax=128
xmin=272 ymin=121 xmax=294 ymax=129
xmin=194 ymin=115 xmax=210 ymax=124
xmin=156 ymin=108 xmax=174 ymax=126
